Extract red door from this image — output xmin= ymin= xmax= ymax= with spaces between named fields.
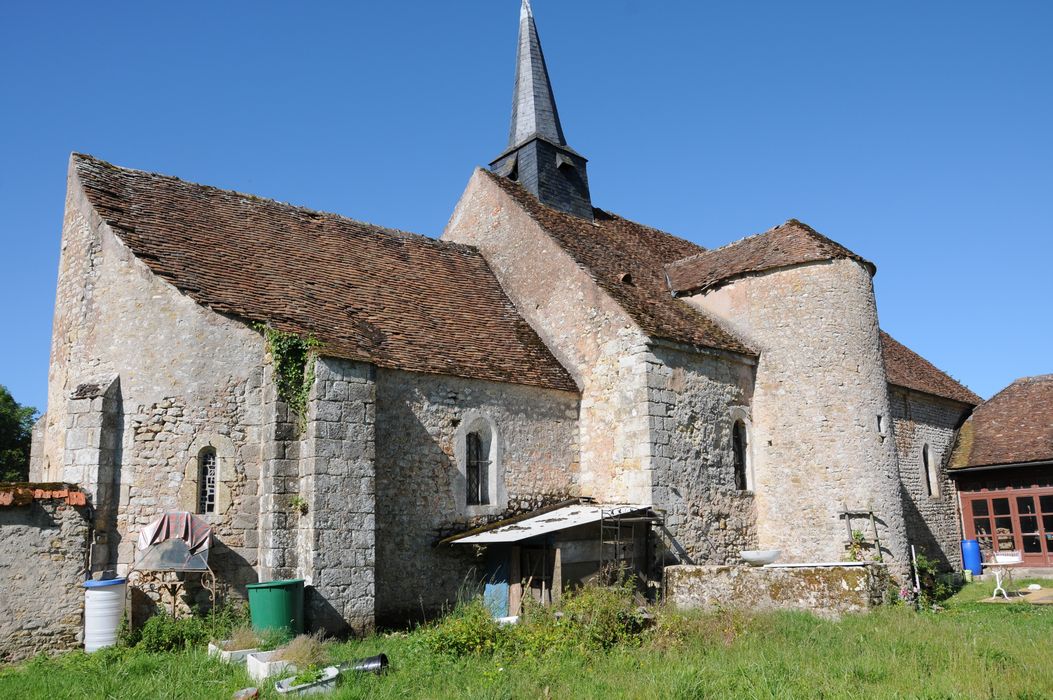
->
xmin=963 ymin=490 xmax=1053 ymax=566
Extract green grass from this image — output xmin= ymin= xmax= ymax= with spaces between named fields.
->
xmin=2 ymin=581 xmax=1050 ymax=699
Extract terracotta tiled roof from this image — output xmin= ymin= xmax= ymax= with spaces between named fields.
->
xmin=72 ymin=154 xmax=577 ymax=392
xmin=950 ymin=375 xmax=1053 ymax=469
xmin=665 ymin=219 xmax=875 ymax=296
xmin=0 ymin=483 xmax=87 ymax=507
xmin=484 ymin=171 xmax=755 ymax=357
xmin=880 ymin=331 xmax=981 ymax=406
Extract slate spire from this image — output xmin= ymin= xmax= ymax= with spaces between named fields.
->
xmin=508 ymin=0 xmax=566 ymax=149
xmin=491 ymin=0 xmax=593 ymax=220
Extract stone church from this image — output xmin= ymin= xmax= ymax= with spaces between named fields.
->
xmin=31 ymin=0 xmax=981 ymax=632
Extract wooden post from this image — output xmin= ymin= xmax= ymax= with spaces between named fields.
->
xmin=509 ymin=545 xmax=522 ymax=616
xmin=552 ymin=547 xmax=562 ymax=605
xmin=869 ymin=510 xmax=883 ymax=562
xmin=541 ymin=545 xmax=548 ymax=606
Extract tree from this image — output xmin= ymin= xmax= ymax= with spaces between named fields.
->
xmin=0 ymin=385 xmax=38 ymax=482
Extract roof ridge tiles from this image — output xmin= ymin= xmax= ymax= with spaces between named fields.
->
xmin=1010 ymin=374 xmax=1053 ymax=384
xmin=672 ymin=221 xmax=801 ymax=263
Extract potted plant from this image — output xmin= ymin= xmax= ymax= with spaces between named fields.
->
xmin=275 ymin=665 xmax=341 ymax=696
xmin=208 ymin=624 xmax=262 ymax=663
xmin=247 ymin=649 xmax=295 ymax=683
xmin=247 ymin=631 xmax=327 ymax=683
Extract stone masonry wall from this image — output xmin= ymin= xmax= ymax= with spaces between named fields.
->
xmin=687 ymin=260 xmax=910 ymax=571
xmin=257 ymin=362 xmax=301 ymax=585
xmin=444 ymin=169 xmax=652 ymax=504
xmin=889 ymin=388 xmax=971 ymax=569
xmin=444 ymin=170 xmax=761 ymax=567
xmin=42 ymin=160 xmax=266 ymax=603
xmin=296 ymin=357 xmax=376 ymax=634
xmin=29 ymin=416 xmax=46 ymax=481
xmin=0 ymin=496 xmax=91 ymax=661
xmin=374 ymin=368 xmax=579 ymax=624
xmin=62 ymin=376 xmax=121 ymax=572
xmin=665 ymin=563 xmax=889 ymax=619
xmin=646 ymin=344 xmax=758 ymax=564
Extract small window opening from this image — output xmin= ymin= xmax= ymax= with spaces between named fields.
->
xmin=466 ymin=432 xmax=490 ymax=506
xmin=733 ymin=420 xmax=749 ymax=491
xmin=198 ymin=448 xmax=217 ymax=514
xmin=876 ymin=414 xmax=884 ymax=435
xmin=502 ymin=154 xmax=519 ymax=182
xmin=618 ymin=272 xmax=634 ymax=286
xmin=922 ymin=444 xmax=939 ymax=498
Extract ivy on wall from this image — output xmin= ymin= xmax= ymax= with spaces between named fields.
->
xmin=256 ymin=325 xmax=320 ymax=431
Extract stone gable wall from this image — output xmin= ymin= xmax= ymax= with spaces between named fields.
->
xmin=646 ymin=344 xmax=757 ymax=564
xmin=374 ymin=368 xmax=578 ymax=624
xmin=889 ymin=388 xmax=970 ymax=569
xmin=444 ymin=170 xmax=654 ymax=504
xmin=43 ymin=164 xmax=266 ymax=606
xmin=43 ymin=166 xmax=102 ymax=480
xmin=444 ymin=171 xmax=761 ymax=566
xmin=0 ymin=498 xmax=91 ymax=661
xmin=687 ymin=259 xmax=909 ymax=571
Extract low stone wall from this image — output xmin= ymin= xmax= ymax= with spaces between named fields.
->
xmin=665 ymin=563 xmax=889 ymax=618
xmin=0 ymin=485 xmax=92 ymax=661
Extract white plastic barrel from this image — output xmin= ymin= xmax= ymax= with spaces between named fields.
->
xmin=83 ymin=578 xmax=127 ymax=652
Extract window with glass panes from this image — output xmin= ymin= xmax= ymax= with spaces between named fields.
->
xmin=198 ymin=448 xmax=217 ymax=514
xmin=962 ymin=486 xmax=1053 ymax=566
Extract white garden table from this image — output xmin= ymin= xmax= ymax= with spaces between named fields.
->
xmin=984 ymin=551 xmax=1023 ymax=600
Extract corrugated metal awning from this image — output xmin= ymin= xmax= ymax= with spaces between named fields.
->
xmin=449 ymin=503 xmax=649 ymax=545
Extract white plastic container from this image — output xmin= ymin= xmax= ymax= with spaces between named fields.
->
xmin=740 ymin=549 xmax=782 ymax=566
xmin=247 ymin=649 xmax=295 ymax=682
xmin=83 ymin=578 xmax=127 ymax=652
xmin=275 ymin=666 xmax=340 ymax=695
xmin=208 ymin=640 xmax=261 ymax=663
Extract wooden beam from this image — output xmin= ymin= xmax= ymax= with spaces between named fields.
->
xmin=552 ymin=547 xmax=562 ymax=605
xmin=509 ymin=545 xmax=522 ymax=616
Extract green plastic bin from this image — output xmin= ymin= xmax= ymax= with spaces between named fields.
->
xmin=246 ymin=578 xmax=305 ymax=635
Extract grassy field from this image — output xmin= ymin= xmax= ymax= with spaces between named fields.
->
xmin=1 ymin=580 xmax=1050 ymax=699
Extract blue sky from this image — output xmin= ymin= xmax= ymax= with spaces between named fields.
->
xmin=1 ymin=1 xmax=1050 ymax=412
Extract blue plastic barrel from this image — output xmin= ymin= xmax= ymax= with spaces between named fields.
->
xmin=961 ymin=539 xmax=982 ymax=575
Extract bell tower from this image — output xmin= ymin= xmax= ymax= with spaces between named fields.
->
xmin=490 ymin=0 xmax=593 ymax=220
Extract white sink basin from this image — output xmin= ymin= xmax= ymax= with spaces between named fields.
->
xmin=741 ymin=549 xmax=781 ymax=566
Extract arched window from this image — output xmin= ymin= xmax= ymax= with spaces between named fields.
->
xmin=922 ymin=444 xmax=939 ymax=498
xmin=733 ymin=420 xmax=750 ymax=491
xmin=198 ymin=447 xmax=217 ymax=514
xmin=466 ymin=431 xmax=491 ymax=506
xmin=457 ymin=412 xmax=503 ymax=512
